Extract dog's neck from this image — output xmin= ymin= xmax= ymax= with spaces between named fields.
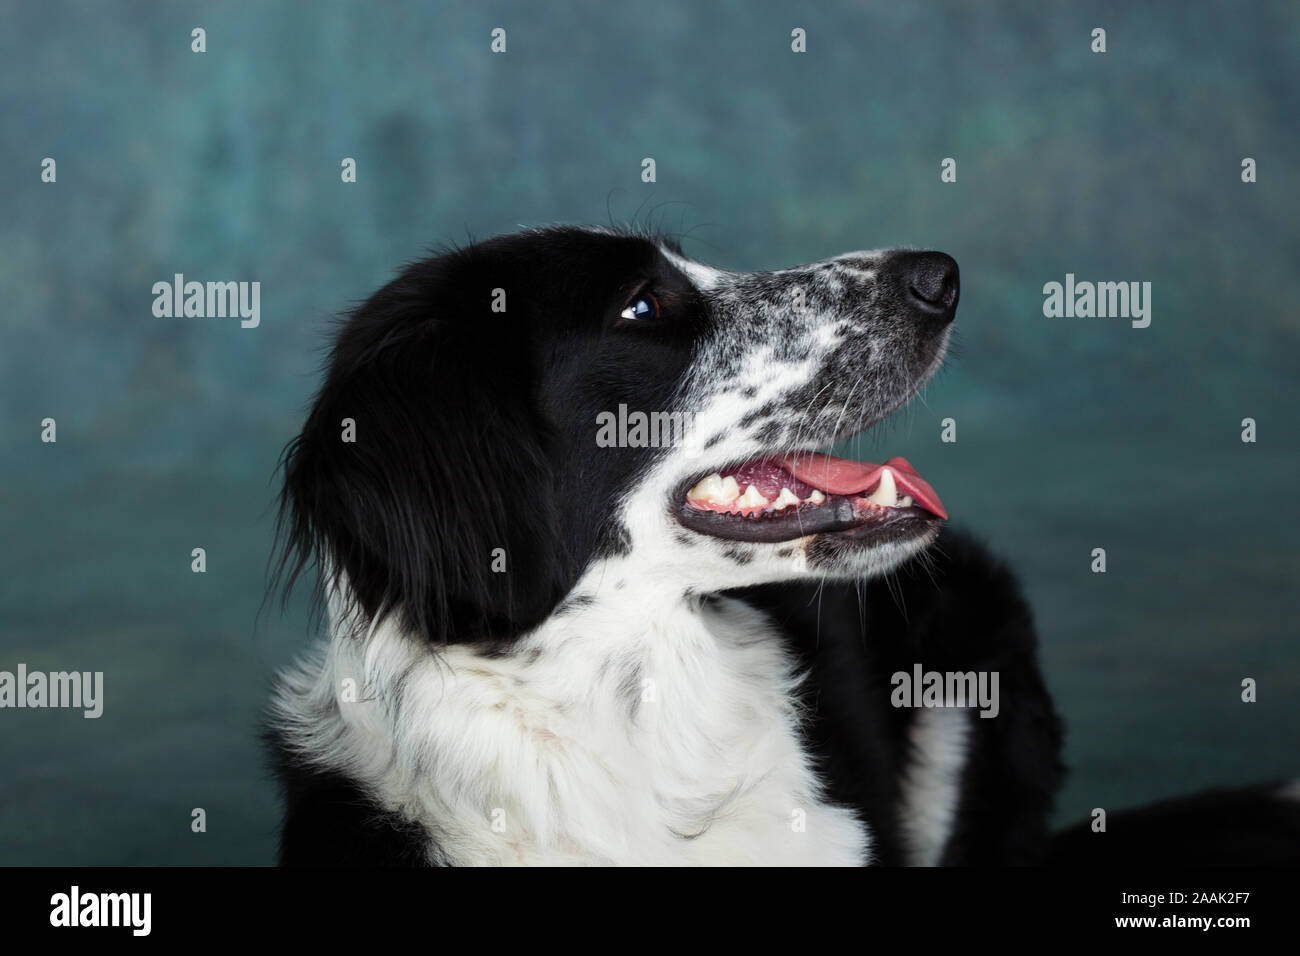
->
xmin=277 ymin=566 xmax=867 ymax=864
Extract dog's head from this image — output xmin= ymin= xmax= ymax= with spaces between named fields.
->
xmin=276 ymin=226 xmax=958 ymax=644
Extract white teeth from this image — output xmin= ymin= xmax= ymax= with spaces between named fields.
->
xmin=689 ymin=473 xmax=839 ymax=514
xmin=772 ymin=487 xmax=802 ymax=510
xmin=688 ymin=473 xmax=740 ymax=505
xmin=899 ymin=494 xmax=913 ymax=508
xmin=736 ymin=484 xmax=770 ymax=511
xmin=687 ymin=473 xmax=722 ymax=501
xmin=866 ymin=467 xmax=898 ymax=507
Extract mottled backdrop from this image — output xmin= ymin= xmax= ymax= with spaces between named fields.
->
xmin=2 ymin=0 xmax=1297 ymax=864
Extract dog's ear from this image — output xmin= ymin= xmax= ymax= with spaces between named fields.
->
xmin=274 ymin=261 xmax=569 ymax=645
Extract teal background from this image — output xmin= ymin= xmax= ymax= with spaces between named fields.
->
xmin=1 ymin=0 xmax=1296 ymax=864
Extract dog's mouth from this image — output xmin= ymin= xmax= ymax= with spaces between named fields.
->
xmin=675 ymin=452 xmax=946 ymax=543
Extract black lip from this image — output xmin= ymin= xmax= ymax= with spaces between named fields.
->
xmin=675 ymin=494 xmax=939 ymax=544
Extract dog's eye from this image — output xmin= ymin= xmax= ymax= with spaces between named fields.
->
xmin=620 ymin=291 xmax=660 ymax=321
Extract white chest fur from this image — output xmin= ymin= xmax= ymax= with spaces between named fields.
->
xmin=272 ymin=586 xmax=870 ymax=866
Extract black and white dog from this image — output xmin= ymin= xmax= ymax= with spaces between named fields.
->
xmin=267 ymin=227 xmax=1298 ymax=866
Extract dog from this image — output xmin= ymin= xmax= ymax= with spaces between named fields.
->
xmin=266 ymin=226 xmax=1298 ymax=866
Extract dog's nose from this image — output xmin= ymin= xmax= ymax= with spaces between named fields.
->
xmin=897 ymin=251 xmax=959 ymax=319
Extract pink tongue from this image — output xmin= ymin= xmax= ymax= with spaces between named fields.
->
xmin=775 ymin=453 xmax=948 ymax=520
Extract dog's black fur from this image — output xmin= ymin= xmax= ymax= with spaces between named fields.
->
xmin=273 ymin=230 xmax=703 ymax=647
